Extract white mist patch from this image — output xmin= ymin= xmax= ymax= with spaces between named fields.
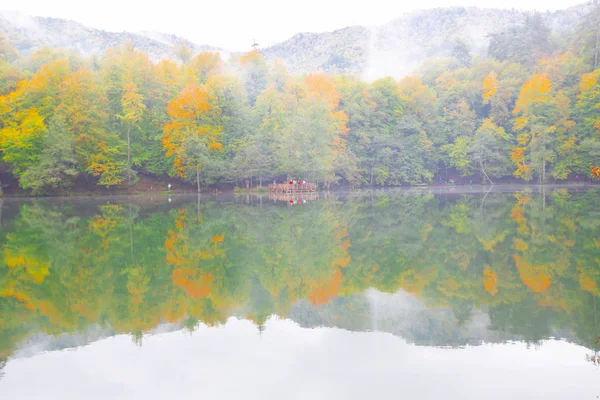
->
xmin=362 ymin=24 xmax=430 ymax=81
xmin=360 ymin=7 xmax=532 ymax=81
xmin=0 ymin=10 xmax=42 ymax=34
xmin=137 ymin=31 xmax=175 ymax=46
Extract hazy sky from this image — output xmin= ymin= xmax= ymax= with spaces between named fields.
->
xmin=0 ymin=0 xmax=586 ymax=51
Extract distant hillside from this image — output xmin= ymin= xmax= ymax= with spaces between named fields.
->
xmin=0 ymin=5 xmax=591 ymax=79
xmin=261 ymin=6 xmax=589 ymax=80
xmin=0 ymin=11 xmax=220 ymax=61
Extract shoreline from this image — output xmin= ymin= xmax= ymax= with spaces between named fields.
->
xmin=0 ymin=182 xmax=596 ymax=200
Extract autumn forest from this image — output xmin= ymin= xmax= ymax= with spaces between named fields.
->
xmin=0 ymin=10 xmax=599 ymax=194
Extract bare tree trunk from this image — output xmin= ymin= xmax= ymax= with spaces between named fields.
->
xmin=127 ymin=124 xmax=131 ymax=185
xmin=288 ymin=114 xmax=294 ymax=181
xmin=542 ymin=158 xmax=546 ymax=185
xmin=480 ymin=161 xmax=493 ymax=185
xmin=196 ymin=165 xmax=201 ymax=193
xmin=129 ymin=203 xmax=134 ymax=264
xmin=370 ymin=155 xmax=375 ymax=186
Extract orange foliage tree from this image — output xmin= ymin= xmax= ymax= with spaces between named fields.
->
xmin=163 ymin=84 xmax=222 ymax=191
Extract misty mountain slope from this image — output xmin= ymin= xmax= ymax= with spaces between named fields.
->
xmin=0 ymin=5 xmax=590 ymax=79
xmin=0 ymin=11 xmax=220 ymax=61
xmin=260 ymin=26 xmax=370 ymax=75
xmin=262 ymin=6 xmax=588 ymax=80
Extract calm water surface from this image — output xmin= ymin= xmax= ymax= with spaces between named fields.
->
xmin=0 ymin=186 xmax=599 ymax=399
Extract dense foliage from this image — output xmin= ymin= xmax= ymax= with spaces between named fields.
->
xmin=0 ymin=188 xmax=598 ymax=359
xmin=0 ymin=10 xmax=599 ymax=194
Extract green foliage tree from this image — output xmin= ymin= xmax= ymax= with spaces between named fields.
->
xmin=574 ymin=0 xmax=600 ymax=71
xmin=20 ymin=115 xmax=79 ymax=193
xmin=452 ymin=39 xmax=472 ymax=67
xmin=488 ymin=13 xmax=552 ymax=67
xmin=469 ymin=119 xmax=510 ymax=183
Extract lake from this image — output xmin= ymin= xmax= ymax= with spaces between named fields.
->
xmin=0 ymin=186 xmax=599 ymax=399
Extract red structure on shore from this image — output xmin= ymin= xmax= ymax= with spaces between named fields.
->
xmin=268 ymin=181 xmax=317 ymax=193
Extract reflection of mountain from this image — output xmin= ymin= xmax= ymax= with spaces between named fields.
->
xmin=0 ymin=188 xmax=599 ymax=362
xmin=288 ymin=289 xmax=584 ymax=347
xmin=11 ymin=328 xmax=114 ymax=358
xmin=290 ymin=290 xmax=503 ymax=346
xmin=6 ymin=287 xmax=588 ymax=361
xmin=10 ymin=323 xmax=185 ymax=360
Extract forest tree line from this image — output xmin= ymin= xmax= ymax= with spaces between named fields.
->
xmin=0 ymin=11 xmax=599 ymax=193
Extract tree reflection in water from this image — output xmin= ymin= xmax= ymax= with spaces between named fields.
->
xmin=0 ymin=187 xmax=598 ymax=360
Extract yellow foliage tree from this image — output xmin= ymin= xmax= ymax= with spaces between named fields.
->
xmin=163 ymin=84 xmax=222 ymax=190
xmin=482 ymin=71 xmax=498 ymax=102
